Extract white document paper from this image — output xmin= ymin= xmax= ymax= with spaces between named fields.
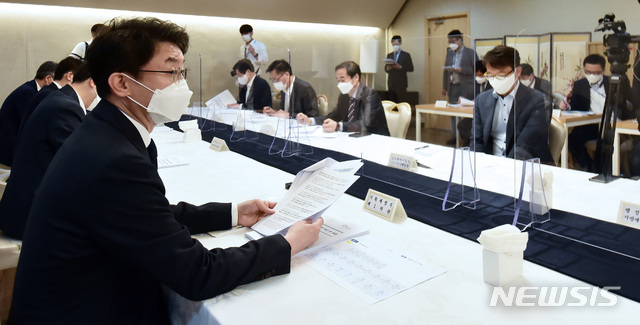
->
xmin=157 ymin=157 xmax=188 ymax=169
xmin=205 ymin=90 xmax=237 ymax=109
xmin=245 ymin=215 xmax=368 ymax=256
xmin=251 ymin=158 xmax=363 ymax=236
xmin=299 ymin=235 xmax=446 ymax=304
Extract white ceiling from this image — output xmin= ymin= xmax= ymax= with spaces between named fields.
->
xmin=11 ymin=0 xmax=407 ymax=28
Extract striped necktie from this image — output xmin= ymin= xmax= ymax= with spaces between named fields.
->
xmin=347 ymin=97 xmax=356 ymax=123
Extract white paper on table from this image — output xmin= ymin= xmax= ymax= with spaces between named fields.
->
xmin=157 ymin=157 xmax=188 ymax=169
xmin=246 ymin=215 xmax=369 ymax=256
xmin=205 ymin=90 xmax=237 ymax=109
xmin=458 ymin=97 xmax=474 ymax=106
xmin=298 ymin=235 xmax=446 ymax=304
xmin=251 ymin=158 xmax=363 ymax=236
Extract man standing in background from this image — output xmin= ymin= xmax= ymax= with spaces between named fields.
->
xmin=385 ymin=35 xmax=413 ymax=103
xmin=442 ymin=29 xmax=477 ymax=145
xmin=69 ymin=23 xmax=107 ymax=60
xmin=239 ymin=24 xmax=268 ymax=74
xmin=0 ymin=61 xmax=57 ymax=168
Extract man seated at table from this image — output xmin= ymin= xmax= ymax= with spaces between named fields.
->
xmin=9 ymin=17 xmax=323 ymax=324
xmin=457 ymin=60 xmax=493 ymax=147
xmin=0 ymin=63 xmax=97 ymax=240
xmin=519 ymin=63 xmax=553 ymax=122
xmin=296 ymin=61 xmax=389 ymax=136
xmin=228 ymin=59 xmax=272 ymax=111
xmin=263 ymin=59 xmax=318 ymax=118
xmin=560 ymin=54 xmax=633 ymax=171
xmin=471 ymin=45 xmax=553 ymax=164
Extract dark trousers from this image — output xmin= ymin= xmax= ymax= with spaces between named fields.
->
xmin=388 ymin=87 xmax=407 ymax=103
xmin=448 ymin=84 xmax=462 ymax=138
xmin=568 ymin=124 xmax=599 ymax=172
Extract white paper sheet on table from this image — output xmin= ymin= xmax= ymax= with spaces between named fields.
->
xmin=298 ymin=235 xmax=446 ymax=304
xmin=157 ymin=157 xmax=189 ymax=169
xmin=251 ymin=158 xmax=362 ymax=236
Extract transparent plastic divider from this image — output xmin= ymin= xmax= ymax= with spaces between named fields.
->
xmin=512 ymin=158 xmax=551 ymax=231
xmin=230 ymin=108 xmax=259 ymax=142
xmin=442 ymin=146 xmax=480 ymax=211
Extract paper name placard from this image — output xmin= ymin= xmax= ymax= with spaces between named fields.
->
xmin=362 ymin=189 xmax=406 ymax=222
xmin=209 ymin=137 xmax=229 ymax=152
xmin=618 ymin=201 xmax=640 ymax=230
xmin=388 ymin=153 xmax=417 ymax=171
xmin=435 ymin=100 xmax=448 ymax=108
xmin=259 ymin=124 xmax=276 ymax=136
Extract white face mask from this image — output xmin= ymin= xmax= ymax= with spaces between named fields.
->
xmin=449 ymin=43 xmax=459 ymax=51
xmin=273 ymin=81 xmax=286 ymax=91
xmin=520 ymin=78 xmax=532 ymax=87
xmin=488 ymin=73 xmax=516 ymax=95
xmin=242 ymin=34 xmax=252 ymax=42
xmin=475 ymin=76 xmax=487 ymax=84
xmin=87 ymin=88 xmax=101 ymax=111
xmin=237 ymin=74 xmax=249 ymax=86
xmin=393 ymin=45 xmax=401 ymax=52
xmin=123 ymin=74 xmax=193 ymax=125
xmin=585 ymin=73 xmax=603 ymax=85
xmin=337 ymin=80 xmax=355 ymax=95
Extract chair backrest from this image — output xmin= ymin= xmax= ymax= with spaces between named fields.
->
xmin=381 ymin=100 xmax=395 ymax=111
xmin=317 ymin=94 xmax=329 ymax=116
xmin=383 ymin=102 xmax=412 ymax=139
xmin=549 ymin=116 xmax=566 ymax=166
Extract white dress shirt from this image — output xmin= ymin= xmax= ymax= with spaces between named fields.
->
xmin=589 ymin=77 xmax=606 ymax=114
xmin=491 ymin=82 xmax=520 ymax=156
xmin=239 ymin=39 xmax=268 ymax=74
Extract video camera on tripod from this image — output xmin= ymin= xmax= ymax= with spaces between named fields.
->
xmin=590 ymin=13 xmax=639 ymax=183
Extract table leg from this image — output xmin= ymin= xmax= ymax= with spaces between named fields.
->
xmin=561 ymin=124 xmax=569 ymax=168
xmin=416 ymin=111 xmax=422 ymax=142
xmin=613 ymin=130 xmax=620 ymax=176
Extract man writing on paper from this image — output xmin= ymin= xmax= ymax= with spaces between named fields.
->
xmin=228 ymin=59 xmax=272 ymax=110
xmin=10 ymin=17 xmax=322 ymax=324
xmin=297 ymin=61 xmax=389 ymax=136
xmin=263 ymin=59 xmax=319 ymax=118
xmin=471 ymin=46 xmax=553 ymax=165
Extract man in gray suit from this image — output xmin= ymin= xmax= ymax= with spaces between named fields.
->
xmin=442 ymin=29 xmax=477 ymax=144
xmin=471 ymin=46 xmax=553 ymax=165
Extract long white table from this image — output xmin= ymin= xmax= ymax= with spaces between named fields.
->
xmin=153 ymin=115 xmax=640 ymax=324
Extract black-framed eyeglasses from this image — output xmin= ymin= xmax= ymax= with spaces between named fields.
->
xmin=138 ymin=67 xmax=189 ymax=84
xmin=484 ymin=69 xmax=514 ymax=82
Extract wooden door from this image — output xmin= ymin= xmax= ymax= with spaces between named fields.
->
xmin=424 ymin=13 xmax=470 ymax=130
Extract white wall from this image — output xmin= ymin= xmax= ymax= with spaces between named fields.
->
xmin=0 ymin=3 xmax=385 ymax=108
xmin=388 ymin=0 xmax=640 ymax=102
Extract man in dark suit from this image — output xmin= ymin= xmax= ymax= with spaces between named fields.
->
xmin=562 ymin=54 xmax=633 ymax=171
xmin=9 ymin=17 xmax=322 ymax=324
xmin=0 ymin=61 xmax=57 ymax=167
xmin=296 ymin=61 xmax=389 ymax=136
xmin=264 ymin=59 xmax=318 ymax=118
xmin=471 ymin=46 xmax=553 ymax=165
xmin=385 ymin=35 xmax=414 ymax=103
xmin=442 ymin=30 xmax=478 ymax=144
xmin=519 ymin=63 xmax=553 ymax=122
xmin=458 ymin=60 xmax=492 ymax=147
xmin=19 ymin=57 xmax=83 ymax=133
xmin=228 ymin=59 xmax=272 ymax=110
xmin=0 ymin=63 xmax=95 ymax=240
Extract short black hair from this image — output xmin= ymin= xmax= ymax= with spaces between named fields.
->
xmin=35 ymin=61 xmax=57 ymax=80
xmin=519 ymin=63 xmax=534 ymax=76
xmin=391 ymin=35 xmax=402 ymax=43
xmin=54 ymin=57 xmax=83 ymax=80
xmin=239 ymin=24 xmax=253 ymax=34
xmin=483 ymin=45 xmax=520 ymax=70
xmin=448 ymin=29 xmax=463 ymax=40
xmin=72 ymin=62 xmax=91 ymax=83
xmin=475 ymin=60 xmax=487 ymax=74
xmin=266 ymin=59 xmax=292 ymax=75
xmin=91 ymin=23 xmax=108 ymax=36
xmin=583 ymin=54 xmax=606 ymax=70
xmin=335 ymin=61 xmax=361 ymax=79
xmin=86 ymin=17 xmax=190 ymax=98
xmin=232 ymin=59 xmax=255 ymax=75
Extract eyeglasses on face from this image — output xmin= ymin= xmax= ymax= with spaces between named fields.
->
xmin=138 ymin=67 xmax=189 ymax=84
xmin=484 ymin=69 xmax=514 ymax=81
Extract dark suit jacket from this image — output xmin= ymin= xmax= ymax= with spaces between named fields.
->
xmin=239 ymin=75 xmax=272 ymax=110
xmin=314 ymin=85 xmax=390 ymax=136
xmin=0 ymin=80 xmax=38 ymax=166
xmin=0 ymin=85 xmax=85 ymax=239
xmin=472 ymin=84 xmax=554 ymax=164
xmin=533 ymin=77 xmax=551 ymax=97
xmin=442 ymin=47 xmax=478 ymax=100
xmin=385 ymin=50 xmax=414 ymax=90
xmin=475 ymin=81 xmax=492 ymax=99
xmin=9 ymin=100 xmax=291 ymax=324
xmin=278 ymin=77 xmax=318 ymax=117
xmin=19 ymin=82 xmax=59 ymax=135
